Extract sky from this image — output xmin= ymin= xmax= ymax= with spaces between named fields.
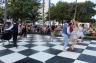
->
xmin=51 ymin=0 xmax=96 ymax=4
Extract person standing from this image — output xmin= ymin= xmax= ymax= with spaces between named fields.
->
xmin=69 ymin=23 xmax=78 ymax=51
xmin=12 ymin=22 xmax=18 ymax=48
xmin=21 ymin=24 xmax=27 ymax=38
xmin=51 ymin=25 xmax=56 ymax=42
xmin=78 ymin=24 xmax=84 ymax=42
xmin=62 ymin=21 xmax=70 ymax=51
xmin=1 ymin=20 xmax=13 ymax=46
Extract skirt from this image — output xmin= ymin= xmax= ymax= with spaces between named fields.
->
xmin=77 ymin=31 xmax=84 ymax=38
xmin=1 ymin=31 xmax=12 ymax=40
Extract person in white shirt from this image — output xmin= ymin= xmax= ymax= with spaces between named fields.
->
xmin=77 ymin=24 xmax=84 ymax=42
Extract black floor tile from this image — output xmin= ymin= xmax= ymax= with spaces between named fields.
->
xmin=77 ymin=43 xmax=88 ymax=46
xmin=0 ymin=60 xmax=4 ymax=63
xmin=4 ymin=44 xmax=14 ymax=48
xmin=77 ymin=54 xmax=96 ymax=63
xmin=14 ymin=57 xmax=43 ymax=63
xmin=43 ymin=43 xmax=55 ymax=47
xmin=90 ymin=42 xmax=96 ymax=44
xmin=67 ymin=48 xmax=84 ymax=53
xmin=44 ymin=48 xmax=62 ymax=55
xmin=86 ymin=47 xmax=96 ymax=51
xmin=46 ymin=56 xmax=74 ymax=63
xmin=24 ymin=44 xmax=37 ymax=48
xmin=0 ymin=49 xmax=14 ymax=57
xmin=25 ymin=41 xmax=33 ymax=44
xmin=18 ymin=49 xmax=39 ymax=56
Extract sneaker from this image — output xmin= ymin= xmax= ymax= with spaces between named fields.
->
xmin=65 ymin=47 xmax=69 ymax=49
xmin=63 ymin=49 xmax=67 ymax=51
xmin=63 ymin=47 xmax=69 ymax=51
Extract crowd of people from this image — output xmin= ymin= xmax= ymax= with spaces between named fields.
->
xmin=0 ymin=19 xmax=95 ymax=51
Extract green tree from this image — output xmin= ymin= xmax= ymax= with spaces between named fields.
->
xmin=76 ymin=1 xmax=96 ymax=22
xmin=0 ymin=8 xmax=3 ymax=17
xmin=47 ymin=2 xmax=70 ymax=23
xmin=47 ymin=1 xmax=96 ymax=22
xmin=0 ymin=8 xmax=4 ymax=23
xmin=8 ymin=0 xmax=41 ymax=23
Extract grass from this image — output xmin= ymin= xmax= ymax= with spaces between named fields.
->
xmin=84 ymin=35 xmax=96 ymax=40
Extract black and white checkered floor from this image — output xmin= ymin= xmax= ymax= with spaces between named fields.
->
xmin=0 ymin=34 xmax=96 ymax=63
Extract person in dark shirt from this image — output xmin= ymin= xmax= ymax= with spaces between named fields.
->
xmin=21 ymin=24 xmax=27 ymax=38
xmin=12 ymin=22 xmax=18 ymax=48
xmin=51 ymin=25 xmax=56 ymax=42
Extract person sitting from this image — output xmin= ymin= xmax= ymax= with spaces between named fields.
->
xmin=91 ymin=29 xmax=96 ymax=36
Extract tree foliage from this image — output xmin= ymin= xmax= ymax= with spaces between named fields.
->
xmin=8 ymin=0 xmax=41 ymax=23
xmin=0 ymin=8 xmax=4 ymax=23
xmin=0 ymin=8 xmax=3 ymax=17
xmin=47 ymin=1 xmax=96 ymax=22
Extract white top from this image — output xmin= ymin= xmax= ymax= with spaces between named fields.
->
xmin=5 ymin=24 xmax=13 ymax=31
xmin=67 ymin=26 xmax=71 ymax=35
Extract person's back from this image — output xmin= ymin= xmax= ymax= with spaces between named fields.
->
xmin=63 ymin=23 xmax=68 ymax=35
xmin=12 ymin=23 xmax=18 ymax=48
xmin=62 ymin=22 xmax=70 ymax=51
xmin=12 ymin=23 xmax=18 ymax=33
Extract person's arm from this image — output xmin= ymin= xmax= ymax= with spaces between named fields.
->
xmin=67 ymin=26 xmax=70 ymax=35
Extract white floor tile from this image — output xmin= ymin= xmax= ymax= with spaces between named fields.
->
xmin=27 ymin=34 xmax=31 ymax=37
xmin=0 ymin=53 xmax=26 ymax=63
xmin=0 ymin=46 xmax=6 ymax=50
xmin=88 ymin=44 xmax=96 ymax=47
xmin=91 ymin=40 xmax=96 ymax=42
xmin=29 ymin=52 xmax=55 ymax=62
xmin=22 ymin=38 xmax=30 ymax=42
xmin=44 ymin=36 xmax=50 ymax=38
xmin=52 ymin=45 xmax=64 ymax=50
xmin=75 ymin=45 xmax=87 ymax=49
xmin=83 ymin=41 xmax=90 ymax=44
xmin=32 ymin=42 xmax=46 ymax=45
xmin=0 ymin=43 xmax=2 ymax=45
xmin=50 ymin=42 xmax=62 ymax=45
xmin=33 ymin=39 xmax=43 ymax=42
xmin=58 ymin=51 xmax=80 ymax=59
xmin=0 ymin=42 xmax=11 ymax=46
xmin=9 ymin=46 xmax=28 ymax=52
xmin=18 ymin=42 xmax=29 ymax=46
xmin=73 ymin=60 xmax=88 ymax=63
xmin=82 ymin=50 xmax=96 ymax=57
xmin=31 ymin=46 xmax=49 ymax=51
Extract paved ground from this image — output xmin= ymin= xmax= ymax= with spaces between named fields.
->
xmin=0 ymin=34 xmax=96 ymax=63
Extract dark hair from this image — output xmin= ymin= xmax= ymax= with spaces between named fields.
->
xmin=69 ymin=23 xmax=72 ymax=26
xmin=82 ymin=24 xmax=84 ymax=27
xmin=67 ymin=20 xmax=70 ymax=23
xmin=64 ymin=20 xmax=70 ymax=23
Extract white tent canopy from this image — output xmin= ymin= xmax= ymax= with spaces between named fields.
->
xmin=91 ymin=15 xmax=96 ymax=20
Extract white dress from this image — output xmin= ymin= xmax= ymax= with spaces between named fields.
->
xmin=70 ymin=27 xmax=78 ymax=40
xmin=77 ymin=26 xmax=84 ymax=38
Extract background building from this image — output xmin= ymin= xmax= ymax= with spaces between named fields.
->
xmin=0 ymin=0 xmax=5 ymax=8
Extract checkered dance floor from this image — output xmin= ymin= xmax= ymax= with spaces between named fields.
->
xmin=0 ymin=34 xmax=96 ymax=63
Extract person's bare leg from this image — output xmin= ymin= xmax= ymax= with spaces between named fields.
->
xmin=71 ymin=39 xmax=76 ymax=50
xmin=8 ymin=40 xmax=11 ymax=45
xmin=2 ymin=40 xmax=4 ymax=46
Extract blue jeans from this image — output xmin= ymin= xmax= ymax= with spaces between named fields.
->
xmin=63 ymin=33 xmax=69 ymax=48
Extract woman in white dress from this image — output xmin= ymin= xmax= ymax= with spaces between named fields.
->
xmin=77 ymin=24 xmax=84 ymax=42
xmin=69 ymin=23 xmax=78 ymax=50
